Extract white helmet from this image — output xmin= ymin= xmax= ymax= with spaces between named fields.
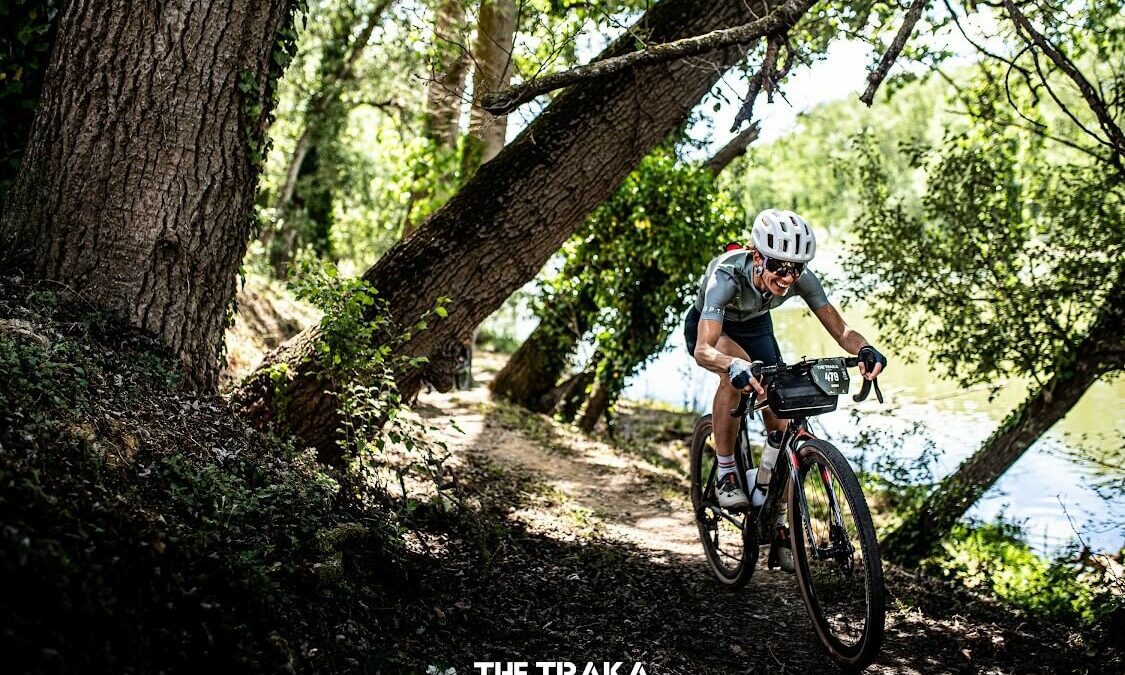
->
xmin=751 ymin=209 xmax=816 ymax=262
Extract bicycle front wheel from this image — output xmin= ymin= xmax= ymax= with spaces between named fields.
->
xmin=689 ymin=415 xmax=756 ymax=588
xmin=788 ymin=439 xmax=885 ymax=670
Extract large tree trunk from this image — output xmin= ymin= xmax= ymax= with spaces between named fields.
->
xmin=236 ymin=0 xmax=800 ymax=459
xmin=882 ymin=274 xmax=1125 ymax=567
xmin=0 ymin=0 xmax=299 ymax=391
xmin=462 ymin=0 xmax=518 ymax=181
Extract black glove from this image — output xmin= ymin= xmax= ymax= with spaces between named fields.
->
xmin=858 ymin=345 xmax=887 ymax=374
xmin=727 ymin=358 xmax=760 ymax=389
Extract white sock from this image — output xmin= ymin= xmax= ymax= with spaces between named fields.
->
xmin=717 ymin=454 xmax=736 ymax=481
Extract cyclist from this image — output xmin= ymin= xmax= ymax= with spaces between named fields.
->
xmin=685 ymin=209 xmax=886 ymax=567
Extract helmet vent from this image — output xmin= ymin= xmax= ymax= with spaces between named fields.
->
xmin=795 ymin=233 xmax=802 ymax=252
xmin=767 ymin=234 xmax=774 ymax=248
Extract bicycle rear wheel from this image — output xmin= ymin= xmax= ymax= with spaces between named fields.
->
xmin=690 ymin=415 xmax=756 ymax=588
xmin=788 ymin=439 xmax=885 ymax=669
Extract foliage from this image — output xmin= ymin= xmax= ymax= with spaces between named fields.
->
xmin=538 ymin=146 xmax=740 ymax=419
xmin=0 ymin=279 xmax=411 ymax=671
xmin=0 ymin=0 xmax=59 ymax=205
xmin=842 ymin=71 xmax=1124 ymax=387
xmin=286 ymin=259 xmax=450 ymax=473
xmin=725 ymin=74 xmax=954 ymax=234
xmin=923 ymin=520 xmax=1125 ymax=626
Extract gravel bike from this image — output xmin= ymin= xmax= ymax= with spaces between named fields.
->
xmin=689 ymin=356 xmax=886 ymax=670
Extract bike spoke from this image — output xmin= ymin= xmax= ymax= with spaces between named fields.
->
xmin=798 ymin=456 xmax=870 ymax=648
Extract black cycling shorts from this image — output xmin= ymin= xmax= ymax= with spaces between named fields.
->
xmin=684 ymin=306 xmax=783 ymax=366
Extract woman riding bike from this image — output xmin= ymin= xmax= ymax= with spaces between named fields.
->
xmin=685 ymin=209 xmax=887 ymax=570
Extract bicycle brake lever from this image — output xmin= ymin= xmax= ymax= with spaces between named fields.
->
xmin=853 ymin=377 xmax=884 ymax=404
xmin=853 ymin=378 xmax=872 ymax=403
xmin=731 ymin=392 xmax=754 ymax=417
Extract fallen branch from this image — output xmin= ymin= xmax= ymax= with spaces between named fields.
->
xmin=479 ymin=0 xmax=818 ymax=115
xmin=860 ymin=0 xmax=930 ymax=106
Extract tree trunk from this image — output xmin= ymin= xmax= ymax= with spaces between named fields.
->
xmin=490 ymin=281 xmax=595 ymax=410
xmin=0 ymin=0 xmax=299 ymax=391
xmin=236 ymin=0 xmax=795 ymax=459
xmin=577 ymin=379 xmax=610 ymax=433
xmin=489 ymin=322 xmax=564 ymax=410
xmin=265 ymin=0 xmax=391 ymax=277
xmin=402 ymin=0 xmax=473 ymax=237
xmin=551 ymin=367 xmax=597 ymax=422
xmin=462 ymin=0 xmax=518 ymax=181
xmin=882 ymin=274 xmax=1125 ymax=567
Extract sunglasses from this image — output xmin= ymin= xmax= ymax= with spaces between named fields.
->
xmin=762 ymin=256 xmax=805 ymax=278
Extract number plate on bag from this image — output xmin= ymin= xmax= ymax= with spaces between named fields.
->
xmin=810 ymin=359 xmax=850 ymax=395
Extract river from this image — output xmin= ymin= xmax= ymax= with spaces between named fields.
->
xmin=621 ymin=295 xmax=1125 ymax=557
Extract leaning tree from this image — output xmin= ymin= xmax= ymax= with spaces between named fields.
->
xmin=235 ymin=0 xmax=819 ymax=457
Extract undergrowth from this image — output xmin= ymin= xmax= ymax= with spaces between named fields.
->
xmin=0 ymin=276 xmax=439 ymax=672
xmin=847 ymin=416 xmax=1124 ymax=628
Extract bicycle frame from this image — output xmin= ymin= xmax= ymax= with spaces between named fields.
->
xmin=735 ymin=407 xmax=851 ymax=560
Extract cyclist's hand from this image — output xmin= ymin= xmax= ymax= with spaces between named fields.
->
xmin=727 ymin=358 xmax=765 ymax=396
xmin=858 ymin=345 xmax=887 ymax=381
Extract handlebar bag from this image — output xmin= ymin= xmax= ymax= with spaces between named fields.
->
xmin=767 ymin=368 xmax=839 ymax=419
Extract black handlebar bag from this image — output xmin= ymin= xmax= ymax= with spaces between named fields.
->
xmin=766 ymin=359 xmax=850 ymax=419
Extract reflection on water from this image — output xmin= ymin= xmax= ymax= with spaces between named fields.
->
xmin=623 ymin=303 xmax=1125 ymax=555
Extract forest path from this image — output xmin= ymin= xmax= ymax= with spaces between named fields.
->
xmin=412 ymin=353 xmax=1110 ymax=675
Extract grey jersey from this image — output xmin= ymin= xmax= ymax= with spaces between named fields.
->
xmin=693 ymin=248 xmax=830 ymax=322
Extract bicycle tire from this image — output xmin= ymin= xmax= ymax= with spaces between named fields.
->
xmin=690 ymin=414 xmax=757 ymax=588
xmin=788 ymin=438 xmax=885 ymax=670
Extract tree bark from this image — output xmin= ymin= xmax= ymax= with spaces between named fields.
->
xmin=462 ymin=0 xmax=518 ymax=181
xmin=577 ymin=379 xmax=610 ymax=433
xmin=236 ymin=0 xmax=797 ymax=459
xmin=553 ymin=367 xmax=597 ymax=422
xmin=0 ymin=0 xmax=299 ymax=391
xmin=882 ymin=272 xmax=1125 ymax=567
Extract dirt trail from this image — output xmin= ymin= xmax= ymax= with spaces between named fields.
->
xmin=413 ymin=353 xmax=1117 ymax=675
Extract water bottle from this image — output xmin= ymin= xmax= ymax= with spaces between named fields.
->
xmin=751 ymin=431 xmax=783 ymax=507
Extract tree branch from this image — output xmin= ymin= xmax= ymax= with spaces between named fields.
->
xmin=1001 ymin=0 xmax=1125 ymax=159
xmin=729 ymin=35 xmax=782 ymax=132
xmin=703 ymin=121 xmax=761 ymax=175
xmin=860 ymin=0 xmax=930 ymax=106
xmin=479 ymin=0 xmax=818 ymax=115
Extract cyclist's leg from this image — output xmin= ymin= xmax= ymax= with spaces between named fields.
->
xmin=710 ymin=334 xmax=753 ymax=457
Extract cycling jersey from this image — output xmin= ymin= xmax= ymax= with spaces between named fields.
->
xmin=693 ymin=248 xmax=829 ymax=322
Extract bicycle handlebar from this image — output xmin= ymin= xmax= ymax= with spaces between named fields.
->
xmin=729 ymin=356 xmax=883 ymax=417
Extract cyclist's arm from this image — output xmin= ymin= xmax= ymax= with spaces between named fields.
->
xmin=693 ymin=318 xmax=735 ymax=376
xmin=694 ymin=319 xmax=764 ymax=395
xmin=812 ymin=303 xmax=883 ymax=379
